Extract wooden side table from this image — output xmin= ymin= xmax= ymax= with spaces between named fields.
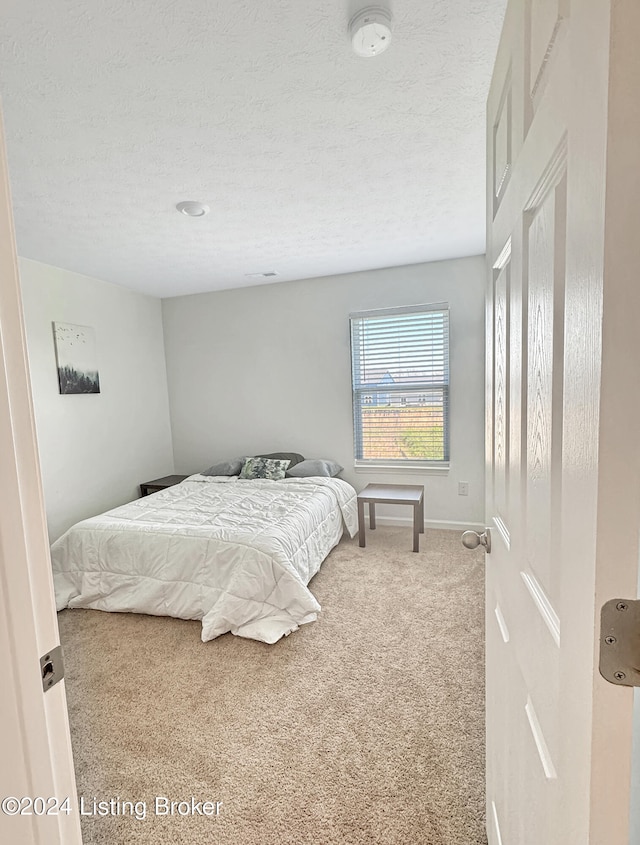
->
xmin=357 ymin=483 xmax=425 ymax=552
xmin=139 ymin=474 xmax=189 ymax=497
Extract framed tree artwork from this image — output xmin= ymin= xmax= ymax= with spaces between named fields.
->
xmin=52 ymin=322 xmax=101 ymax=394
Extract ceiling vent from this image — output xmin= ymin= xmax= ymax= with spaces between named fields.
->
xmin=349 ymin=7 xmax=392 ymax=58
xmin=245 ymin=271 xmax=279 ymax=279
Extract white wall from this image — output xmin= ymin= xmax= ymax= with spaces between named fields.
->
xmin=162 ymin=256 xmax=486 ymax=528
xmin=19 ymin=259 xmax=175 ymax=542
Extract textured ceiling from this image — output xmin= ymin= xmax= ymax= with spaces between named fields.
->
xmin=0 ymin=0 xmax=506 ymax=297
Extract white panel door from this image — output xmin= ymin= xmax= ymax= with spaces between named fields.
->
xmin=0 ymin=103 xmax=82 ymax=843
xmin=485 ymin=1 xmax=640 ymax=843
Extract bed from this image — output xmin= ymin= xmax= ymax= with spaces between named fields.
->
xmin=51 ymin=474 xmax=358 ymax=644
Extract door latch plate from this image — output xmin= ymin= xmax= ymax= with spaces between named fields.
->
xmin=599 ymin=599 xmax=640 ymax=687
xmin=40 ymin=645 xmax=64 ymax=692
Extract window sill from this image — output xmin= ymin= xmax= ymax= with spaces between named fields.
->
xmin=353 ymin=464 xmax=450 ymax=476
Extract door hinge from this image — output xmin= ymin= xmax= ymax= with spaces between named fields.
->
xmin=40 ymin=645 xmax=64 ymax=692
xmin=599 ymin=599 xmax=640 ymax=687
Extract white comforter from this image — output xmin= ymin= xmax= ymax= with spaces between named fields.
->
xmin=51 ymin=475 xmax=358 ymax=643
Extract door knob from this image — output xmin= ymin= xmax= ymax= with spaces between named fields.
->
xmin=462 ymin=529 xmax=491 ymax=553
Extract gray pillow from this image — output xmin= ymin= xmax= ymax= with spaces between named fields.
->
xmin=257 ymin=452 xmax=305 ymax=469
xmin=239 ymin=457 xmax=291 ymax=480
xmin=201 ymin=457 xmax=244 ymax=476
xmin=286 ymin=459 xmax=343 ymax=478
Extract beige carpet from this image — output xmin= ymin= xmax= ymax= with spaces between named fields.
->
xmin=58 ymin=527 xmax=486 ymax=845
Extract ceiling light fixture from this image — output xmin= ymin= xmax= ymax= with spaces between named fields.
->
xmin=176 ymin=201 xmax=209 ymax=217
xmin=349 ymin=6 xmax=392 ymax=58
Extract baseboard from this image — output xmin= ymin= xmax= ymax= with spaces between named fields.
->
xmin=371 ymin=516 xmax=485 ymax=532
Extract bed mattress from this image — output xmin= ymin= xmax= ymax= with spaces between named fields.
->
xmin=51 ymin=474 xmax=358 ymax=643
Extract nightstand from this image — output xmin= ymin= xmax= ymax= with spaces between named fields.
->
xmin=139 ymin=474 xmax=189 ymax=497
xmin=357 ymin=483 xmax=425 ymax=552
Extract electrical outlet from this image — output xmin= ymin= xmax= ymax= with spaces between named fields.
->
xmin=458 ymin=481 xmax=469 ymax=496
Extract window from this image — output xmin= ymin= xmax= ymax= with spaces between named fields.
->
xmin=350 ymin=303 xmax=450 ymax=467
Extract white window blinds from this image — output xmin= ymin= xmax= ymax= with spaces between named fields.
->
xmin=350 ymin=303 xmax=450 ymax=465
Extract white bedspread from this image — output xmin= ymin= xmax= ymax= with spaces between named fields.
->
xmin=51 ymin=475 xmax=358 ymax=643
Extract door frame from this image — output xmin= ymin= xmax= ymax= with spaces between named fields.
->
xmin=0 ymin=103 xmax=82 ymax=844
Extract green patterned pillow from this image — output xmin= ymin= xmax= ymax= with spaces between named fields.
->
xmin=239 ymin=457 xmax=291 ymax=480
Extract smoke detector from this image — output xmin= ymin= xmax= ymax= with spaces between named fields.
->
xmin=176 ymin=201 xmax=209 ymax=217
xmin=349 ymin=6 xmax=392 ymax=58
